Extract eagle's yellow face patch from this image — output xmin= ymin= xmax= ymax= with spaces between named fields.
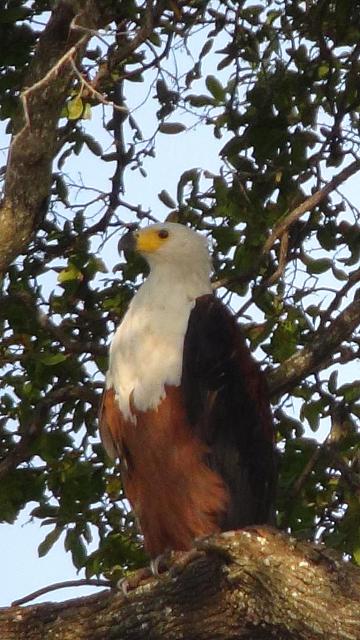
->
xmin=135 ymin=227 xmax=169 ymax=254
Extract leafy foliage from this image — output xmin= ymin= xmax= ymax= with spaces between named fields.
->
xmin=0 ymin=0 xmax=359 ymax=583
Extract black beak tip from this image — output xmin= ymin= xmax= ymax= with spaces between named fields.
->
xmin=118 ymin=230 xmax=136 ymax=254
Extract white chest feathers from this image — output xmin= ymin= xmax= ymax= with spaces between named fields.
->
xmin=106 ymin=272 xmax=211 ymax=421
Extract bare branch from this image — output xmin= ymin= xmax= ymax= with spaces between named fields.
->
xmin=264 ymin=230 xmax=289 ymax=285
xmin=0 ymin=1 xmax=98 ymax=273
xmin=320 ymin=267 xmax=360 ymax=326
xmin=290 ymin=440 xmax=326 ymax=499
xmin=0 ymin=0 xmax=167 ymax=274
xmin=268 ymin=296 xmax=360 ymax=397
xmin=69 ymin=58 xmax=128 ymax=114
xmin=12 ymin=579 xmax=111 ymax=608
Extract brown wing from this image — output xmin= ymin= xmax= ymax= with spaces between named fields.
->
xmin=99 ymin=388 xmax=123 ymax=461
xmin=99 ymin=385 xmax=229 ymax=557
xmin=181 ymin=294 xmax=277 ymax=529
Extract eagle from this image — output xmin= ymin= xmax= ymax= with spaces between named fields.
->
xmin=99 ymin=222 xmax=276 ymax=558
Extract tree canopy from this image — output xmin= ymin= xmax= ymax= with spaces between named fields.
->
xmin=0 ymin=0 xmax=359 ymax=598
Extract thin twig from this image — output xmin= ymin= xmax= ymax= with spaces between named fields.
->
xmin=291 ymin=439 xmax=328 ymax=498
xmin=19 ymin=37 xmax=88 ymax=135
xmin=320 ymin=267 xmax=360 ymax=326
xmin=265 ymin=231 xmax=289 ymax=285
xmin=12 ymin=579 xmax=111 ymax=607
xmin=0 ymin=384 xmax=100 ymax=479
xmin=70 ymin=58 xmax=128 ymax=114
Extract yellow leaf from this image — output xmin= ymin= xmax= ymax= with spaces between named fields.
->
xmin=67 ymin=96 xmax=83 ymax=120
xmin=83 ymin=103 xmax=92 ymax=120
xmin=57 ymin=263 xmax=83 ymax=283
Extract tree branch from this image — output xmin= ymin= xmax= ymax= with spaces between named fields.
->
xmin=268 ymin=296 xmax=360 ymax=397
xmin=12 ymin=579 xmax=110 ymax=608
xmin=0 ymin=384 xmax=99 ymax=480
xmin=1 ymin=528 xmax=360 ymax=639
xmin=262 ymin=158 xmax=360 ymax=254
xmin=214 ymin=159 xmax=360 ymax=291
xmin=0 ymin=0 xmax=166 ymax=274
xmin=0 ymin=1 xmax=94 ymax=273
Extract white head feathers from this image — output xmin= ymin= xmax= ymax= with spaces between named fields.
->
xmin=107 ymin=222 xmax=213 ymax=420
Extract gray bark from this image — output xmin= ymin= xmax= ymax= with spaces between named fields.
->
xmin=1 ymin=528 xmax=360 ymax=640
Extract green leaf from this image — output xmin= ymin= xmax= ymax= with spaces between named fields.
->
xmin=95 ymin=355 xmax=108 ymax=373
xmin=270 ymin=321 xmax=298 ymax=361
xmin=83 ymin=134 xmax=102 ymax=156
xmin=158 ymin=190 xmax=176 ymax=208
xmin=318 ymin=63 xmax=330 ymax=79
xmin=200 ymin=38 xmax=214 ymax=58
xmin=82 ymin=103 xmax=92 ymax=120
xmin=306 ymin=305 xmax=321 ymax=318
xmin=338 ymin=382 xmax=360 ymax=403
xmin=156 ymin=79 xmax=170 ymax=103
xmin=205 ymin=75 xmax=226 ymax=102
xmin=353 ymin=546 xmax=360 ymax=566
xmin=127 ymin=73 xmax=144 ymax=83
xmin=86 ymin=256 xmax=108 ymax=278
xmin=159 ymin=122 xmax=186 ymax=134
xmin=300 ymin=401 xmax=323 ymax=431
xmin=149 ymin=32 xmax=161 ymax=47
xmin=332 ymin=265 xmax=348 ymax=281
xmin=65 ymin=529 xmax=87 ymax=569
xmin=0 ymin=7 xmax=32 ymax=22
xmin=187 ymin=94 xmax=217 ymax=107
xmin=39 ymin=353 xmax=69 ymax=366
xmin=306 ymin=258 xmax=333 ymax=274
xmin=55 ymin=175 xmax=69 ymax=207
xmin=58 ymin=263 xmax=83 ymax=283
xmin=38 ymin=526 xmax=62 ymax=557
xmin=328 ymin=370 xmax=338 ymax=394
xmin=217 ymin=55 xmax=234 ymax=71
xmin=31 ymin=505 xmax=59 ymax=519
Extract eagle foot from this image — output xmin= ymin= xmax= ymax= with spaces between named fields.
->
xmin=117 ymin=566 xmax=153 ymax=596
xmin=150 ymin=552 xmax=171 ymax=578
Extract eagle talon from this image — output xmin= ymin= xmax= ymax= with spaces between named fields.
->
xmin=150 ymin=553 xmax=171 ymax=578
xmin=117 ymin=576 xmax=131 ymax=598
xmin=117 ymin=567 xmax=153 ymax=596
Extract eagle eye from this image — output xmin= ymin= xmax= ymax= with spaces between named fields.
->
xmin=158 ymin=229 xmax=169 ymax=239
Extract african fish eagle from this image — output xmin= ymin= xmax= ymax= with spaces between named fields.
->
xmin=99 ymin=222 xmax=276 ymax=558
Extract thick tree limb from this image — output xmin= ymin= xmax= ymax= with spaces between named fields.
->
xmin=0 ymin=1 xmax=92 ymax=273
xmin=268 ymin=296 xmax=360 ymax=397
xmin=1 ymin=528 xmax=360 ymax=640
xmin=0 ymin=0 xmax=162 ymax=274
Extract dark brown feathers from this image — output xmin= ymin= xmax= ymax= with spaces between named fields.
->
xmin=182 ymin=294 xmax=276 ymax=529
xmin=100 ymin=386 xmax=229 ymax=558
